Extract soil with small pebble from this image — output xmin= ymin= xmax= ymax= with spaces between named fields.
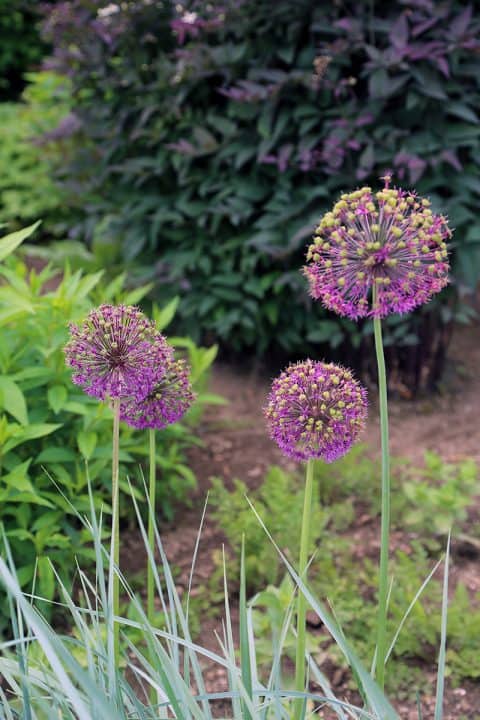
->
xmin=122 ymin=322 xmax=480 ymax=719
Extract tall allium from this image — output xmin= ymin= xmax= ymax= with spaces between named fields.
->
xmin=264 ymin=359 xmax=367 ymax=463
xmin=303 ymin=177 xmax=451 ymax=319
xmin=64 ymin=304 xmax=173 ymax=401
xmin=121 ymin=358 xmax=195 ymax=429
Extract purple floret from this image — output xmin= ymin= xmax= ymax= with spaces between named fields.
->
xmin=303 ymin=177 xmax=451 ymax=319
xmin=120 ymin=358 xmax=195 ymax=430
xmin=64 ymin=304 xmax=173 ymax=402
xmin=264 ymin=360 xmax=367 ymax=463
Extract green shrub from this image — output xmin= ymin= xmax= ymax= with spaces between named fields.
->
xmin=0 ymin=72 xmax=71 ymax=232
xmin=0 ymin=225 xmax=220 ymax=634
xmin=36 ymin=0 xmax=480 ymax=390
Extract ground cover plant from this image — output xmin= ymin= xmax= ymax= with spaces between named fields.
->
xmin=0 ymin=224 xmax=219 ymax=636
xmin=21 ymin=0 xmax=479 ymax=393
xmin=210 ymin=453 xmax=480 ymax=690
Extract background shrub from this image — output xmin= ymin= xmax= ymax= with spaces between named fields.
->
xmin=30 ymin=1 xmax=480 ymax=389
xmin=0 ymin=1 xmax=46 ymax=100
xmin=0 ymin=72 xmax=71 ymax=232
xmin=0 ymin=230 xmax=219 ymax=634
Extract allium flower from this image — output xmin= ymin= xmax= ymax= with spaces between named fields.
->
xmin=64 ymin=304 xmax=173 ymax=401
xmin=264 ymin=360 xmax=367 ymax=462
xmin=120 ymin=358 xmax=195 ymax=429
xmin=303 ymin=177 xmax=451 ymax=319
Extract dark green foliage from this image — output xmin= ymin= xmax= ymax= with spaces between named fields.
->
xmin=0 ymin=239 xmax=219 ymax=634
xmin=37 ymin=1 xmax=480 ymax=386
xmin=0 ymin=1 xmax=46 ymax=99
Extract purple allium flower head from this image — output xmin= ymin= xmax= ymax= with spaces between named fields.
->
xmin=264 ymin=360 xmax=367 ymax=463
xmin=120 ymin=358 xmax=195 ymax=429
xmin=64 ymin=304 xmax=173 ymax=401
xmin=303 ymin=177 xmax=451 ymax=319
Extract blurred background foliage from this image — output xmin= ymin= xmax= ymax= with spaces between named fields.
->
xmin=1 ymin=0 xmax=479 ymax=391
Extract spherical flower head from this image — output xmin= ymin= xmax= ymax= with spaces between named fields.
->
xmin=120 ymin=358 xmax=195 ymax=429
xmin=264 ymin=360 xmax=367 ymax=463
xmin=64 ymin=304 xmax=173 ymax=401
xmin=303 ymin=177 xmax=451 ymax=319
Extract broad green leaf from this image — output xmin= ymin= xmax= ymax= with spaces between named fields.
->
xmin=48 ymin=385 xmax=68 ymax=414
xmin=0 ymin=221 xmax=41 ymax=262
xmin=154 ymin=296 xmax=180 ymax=331
xmin=77 ymin=430 xmax=97 ymax=460
xmin=3 ymin=423 xmax=62 ymax=453
xmin=0 ymin=376 xmax=28 ymax=425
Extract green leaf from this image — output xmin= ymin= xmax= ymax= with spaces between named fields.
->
xmin=3 ymin=423 xmax=62 ymax=452
xmin=77 ymin=430 xmax=98 ymax=461
xmin=0 ymin=221 xmax=41 ymax=262
xmin=154 ymin=296 xmax=180 ymax=331
xmin=47 ymin=385 xmax=68 ymax=414
xmin=0 ymin=376 xmax=28 ymax=425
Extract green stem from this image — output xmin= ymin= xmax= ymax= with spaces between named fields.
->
xmin=111 ymin=397 xmax=121 ymax=668
xmin=148 ymin=428 xmax=156 ymax=625
xmin=373 ymin=309 xmax=391 ymax=691
xmin=294 ymin=457 xmax=315 ymax=720
xmin=148 ymin=428 xmax=157 ymax=707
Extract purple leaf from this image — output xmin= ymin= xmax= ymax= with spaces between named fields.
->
xmin=411 ymin=17 xmax=439 ymax=37
xmin=450 ymin=5 xmax=473 ymax=38
xmin=440 ymin=150 xmax=462 ymax=172
xmin=389 ymin=13 xmax=409 ymax=50
xmin=435 ymin=56 xmax=450 ymax=78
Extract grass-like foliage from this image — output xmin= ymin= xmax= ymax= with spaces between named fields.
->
xmin=0 ymin=478 xmax=406 ymax=720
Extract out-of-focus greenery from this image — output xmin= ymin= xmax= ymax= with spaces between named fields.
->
xmin=0 ymin=72 xmax=72 ymax=232
xmin=210 ymin=452 xmax=480 ymax=690
xmin=0 ymin=224 xmax=220 ymax=635
xmin=0 ymin=1 xmax=46 ymax=99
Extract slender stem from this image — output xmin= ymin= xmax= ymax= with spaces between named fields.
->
xmin=373 ymin=309 xmax=391 ymax=691
xmin=148 ymin=428 xmax=157 ymax=708
xmin=148 ymin=428 xmax=156 ymax=625
xmin=111 ymin=398 xmax=121 ymax=668
xmin=294 ymin=457 xmax=315 ymax=720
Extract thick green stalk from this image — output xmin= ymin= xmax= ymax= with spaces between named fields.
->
xmin=373 ymin=310 xmax=390 ymax=690
xmin=294 ymin=457 xmax=315 ymax=720
xmin=148 ymin=428 xmax=156 ymax=625
xmin=111 ymin=398 xmax=121 ymax=667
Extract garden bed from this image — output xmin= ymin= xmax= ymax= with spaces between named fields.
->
xmin=122 ymin=321 xmax=480 ymax=719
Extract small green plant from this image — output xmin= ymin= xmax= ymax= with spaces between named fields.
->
xmin=0 ymin=226 xmax=220 ymax=634
xmin=212 ymin=456 xmax=480 ymax=692
xmin=398 ymin=451 xmax=478 ymax=535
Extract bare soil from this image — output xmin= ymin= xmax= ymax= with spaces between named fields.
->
xmin=123 ymin=321 xmax=480 ymax=719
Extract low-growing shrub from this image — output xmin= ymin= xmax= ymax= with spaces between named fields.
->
xmin=0 ymin=228 xmax=220 ymax=634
